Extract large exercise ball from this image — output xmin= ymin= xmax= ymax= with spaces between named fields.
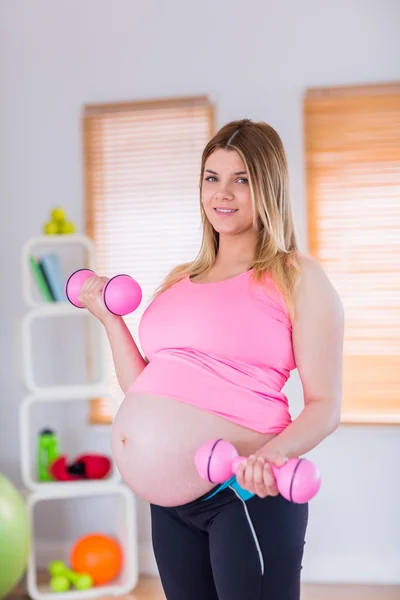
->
xmin=0 ymin=474 xmax=30 ymax=599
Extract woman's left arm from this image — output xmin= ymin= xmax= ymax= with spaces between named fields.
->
xmin=236 ymin=256 xmax=344 ymax=497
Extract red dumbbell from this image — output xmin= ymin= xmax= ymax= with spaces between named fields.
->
xmin=50 ymin=454 xmax=112 ymax=481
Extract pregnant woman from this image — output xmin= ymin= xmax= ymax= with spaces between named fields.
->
xmin=78 ymin=119 xmax=344 ymax=600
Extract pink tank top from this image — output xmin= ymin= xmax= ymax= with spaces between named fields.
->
xmin=128 ymin=270 xmax=295 ymax=434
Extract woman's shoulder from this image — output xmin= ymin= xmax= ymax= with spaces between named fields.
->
xmin=294 ymin=252 xmax=343 ymax=314
xmin=296 ymin=252 xmax=323 ymax=276
xmin=295 ymin=252 xmax=332 ymax=286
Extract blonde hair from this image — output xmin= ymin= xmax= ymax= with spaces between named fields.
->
xmin=155 ymin=119 xmax=301 ymax=319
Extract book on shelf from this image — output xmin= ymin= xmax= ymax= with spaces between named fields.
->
xmin=37 ymin=261 xmax=55 ymax=301
xmin=29 ymin=253 xmax=67 ymax=302
xmin=40 ymin=254 xmax=67 ymax=302
xmin=29 ymin=256 xmax=54 ymax=302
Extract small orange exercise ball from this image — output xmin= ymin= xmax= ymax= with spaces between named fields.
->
xmin=70 ymin=534 xmax=122 ymax=585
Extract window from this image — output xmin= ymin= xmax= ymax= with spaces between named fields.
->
xmin=304 ymin=83 xmax=400 ymax=424
xmin=83 ymin=96 xmax=214 ymax=424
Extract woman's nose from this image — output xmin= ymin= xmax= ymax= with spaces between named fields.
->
xmin=214 ymin=183 xmax=234 ymax=201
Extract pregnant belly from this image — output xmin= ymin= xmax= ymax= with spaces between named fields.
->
xmin=111 ymin=391 xmax=276 ymax=507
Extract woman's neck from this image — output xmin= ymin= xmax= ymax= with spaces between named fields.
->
xmin=214 ymin=230 xmax=258 ymax=271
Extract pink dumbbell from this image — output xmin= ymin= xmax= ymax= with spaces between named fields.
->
xmin=65 ymin=269 xmax=142 ymax=317
xmin=195 ymin=439 xmax=321 ymax=504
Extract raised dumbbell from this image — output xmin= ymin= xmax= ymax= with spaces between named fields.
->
xmin=65 ymin=269 xmax=142 ymax=316
xmin=194 ymin=439 xmax=321 ymax=504
xmin=49 ymin=560 xmax=93 ymax=592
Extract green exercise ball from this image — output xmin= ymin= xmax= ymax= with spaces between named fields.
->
xmin=0 ymin=474 xmax=30 ymax=599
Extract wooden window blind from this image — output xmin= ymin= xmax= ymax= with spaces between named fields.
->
xmin=304 ymin=82 xmax=400 ymax=424
xmin=83 ymin=96 xmax=214 ymax=425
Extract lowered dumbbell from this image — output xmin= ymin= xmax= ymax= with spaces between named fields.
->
xmin=195 ymin=439 xmax=321 ymax=504
xmin=65 ymin=269 xmax=142 ymax=316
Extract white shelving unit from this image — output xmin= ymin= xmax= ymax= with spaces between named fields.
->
xmin=19 ymin=235 xmax=138 ymax=600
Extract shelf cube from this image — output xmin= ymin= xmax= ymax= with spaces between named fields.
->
xmin=20 ymin=393 xmax=121 ymax=492
xmin=21 ymin=305 xmax=109 ymax=393
xmin=22 ymin=235 xmax=95 ymax=309
xmin=26 ymin=484 xmax=138 ymax=600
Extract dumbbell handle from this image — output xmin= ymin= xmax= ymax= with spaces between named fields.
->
xmin=64 ymin=566 xmax=83 ymax=585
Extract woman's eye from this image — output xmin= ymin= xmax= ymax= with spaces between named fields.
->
xmin=204 ymin=176 xmax=248 ymax=184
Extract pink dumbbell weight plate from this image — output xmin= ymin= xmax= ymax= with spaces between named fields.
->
xmin=103 ymin=274 xmax=142 ymax=316
xmin=65 ymin=269 xmax=95 ymax=309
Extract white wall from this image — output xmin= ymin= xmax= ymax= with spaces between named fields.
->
xmin=1 ymin=0 xmax=400 ymax=584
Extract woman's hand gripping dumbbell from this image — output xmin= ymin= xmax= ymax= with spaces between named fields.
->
xmin=195 ymin=439 xmax=321 ymax=503
xmin=65 ymin=269 xmax=142 ymax=320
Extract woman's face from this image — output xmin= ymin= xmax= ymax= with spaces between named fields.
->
xmin=201 ymin=148 xmax=254 ymax=236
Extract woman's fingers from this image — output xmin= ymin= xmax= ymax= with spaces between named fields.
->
xmin=76 ymin=276 xmax=114 ymax=323
xmin=253 ymin=457 xmax=269 ymax=498
xmin=235 ymin=454 xmax=281 ymax=499
xmin=79 ymin=276 xmax=107 ymax=302
xmin=82 ymin=275 xmax=107 ymax=294
xmin=235 ymin=460 xmax=246 ymax=488
xmin=263 ymin=462 xmax=279 ymax=496
xmin=244 ymin=455 xmax=256 ymax=492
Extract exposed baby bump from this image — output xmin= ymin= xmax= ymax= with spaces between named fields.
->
xmin=110 ymin=392 xmax=212 ymax=505
xmin=111 ymin=390 xmax=274 ymax=507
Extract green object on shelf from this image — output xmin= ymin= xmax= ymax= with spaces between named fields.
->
xmin=37 ymin=429 xmax=60 ymax=482
xmin=74 ymin=574 xmax=93 ymax=591
xmin=49 ymin=561 xmax=93 ymax=592
xmin=50 ymin=575 xmax=70 ymax=593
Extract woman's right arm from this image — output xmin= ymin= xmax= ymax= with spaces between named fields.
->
xmin=78 ymin=275 xmax=147 ymax=394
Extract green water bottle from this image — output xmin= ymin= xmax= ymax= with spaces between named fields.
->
xmin=37 ymin=429 xmax=59 ymax=482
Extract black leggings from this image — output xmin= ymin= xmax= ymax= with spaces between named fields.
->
xmin=150 ymin=482 xmax=309 ymax=600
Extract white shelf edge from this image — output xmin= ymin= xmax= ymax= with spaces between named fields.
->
xmin=21 ymin=385 xmax=112 ymax=401
xmin=23 ymin=479 xmax=125 ymax=499
xmin=25 ymin=481 xmax=133 ymax=502
xmin=23 ymin=302 xmax=88 ymax=318
xmin=23 ymin=234 xmax=94 ymax=248
xmin=28 ymin=580 xmax=138 ymax=600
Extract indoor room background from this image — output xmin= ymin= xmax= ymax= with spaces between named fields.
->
xmin=0 ymin=0 xmax=399 ymax=593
